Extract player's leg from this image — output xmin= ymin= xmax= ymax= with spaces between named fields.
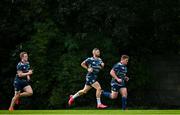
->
xmin=102 ymin=90 xmax=119 ymax=99
xmin=91 ymin=81 xmax=107 ymax=108
xmin=68 ymin=85 xmax=92 ymax=106
xmin=9 ymin=78 xmax=22 ymax=111
xmin=102 ymin=83 xmax=119 ymax=99
xmin=111 ymin=91 xmax=119 ymax=99
xmin=73 ymin=85 xmax=92 ymax=98
xmin=20 ymin=85 xmax=33 ymax=97
xmin=119 ymin=87 xmax=128 ymax=110
xmin=9 ymin=91 xmax=20 ymax=111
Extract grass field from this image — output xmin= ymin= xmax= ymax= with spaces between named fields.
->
xmin=0 ymin=110 xmax=180 ymax=115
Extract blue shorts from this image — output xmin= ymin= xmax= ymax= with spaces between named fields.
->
xmin=111 ymin=80 xmax=126 ymax=92
xmin=14 ymin=77 xmax=29 ymax=91
xmin=85 ymin=73 xmax=97 ymax=86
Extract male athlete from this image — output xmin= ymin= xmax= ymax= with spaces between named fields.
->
xmin=68 ymin=48 xmax=107 ymax=108
xmin=9 ymin=52 xmax=33 ymax=111
xmin=102 ymin=55 xmax=129 ymax=110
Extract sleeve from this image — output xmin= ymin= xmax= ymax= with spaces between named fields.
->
xmin=112 ymin=63 xmax=119 ymax=73
xmin=125 ymin=66 xmax=127 ymax=73
xmin=99 ymin=58 xmax=103 ymax=64
xmin=27 ymin=62 xmax=31 ymax=70
xmin=16 ymin=63 xmax=22 ymax=71
xmin=84 ymin=58 xmax=91 ymax=65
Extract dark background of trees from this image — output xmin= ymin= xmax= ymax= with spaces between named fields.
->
xmin=0 ymin=0 xmax=180 ymax=109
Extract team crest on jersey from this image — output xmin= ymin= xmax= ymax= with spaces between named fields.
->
xmin=93 ymin=61 xmax=95 ymax=64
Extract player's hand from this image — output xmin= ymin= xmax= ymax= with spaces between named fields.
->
xmin=87 ymin=67 xmax=93 ymax=73
xmin=125 ymin=76 xmax=129 ymax=81
xmin=28 ymin=70 xmax=33 ymax=75
xmin=116 ymin=78 xmax=122 ymax=83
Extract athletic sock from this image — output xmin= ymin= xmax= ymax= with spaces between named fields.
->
xmin=122 ymin=96 xmax=127 ymax=110
xmin=72 ymin=93 xmax=79 ymax=99
xmin=97 ymin=98 xmax=101 ymax=105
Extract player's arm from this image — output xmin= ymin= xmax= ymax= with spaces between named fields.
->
xmin=81 ymin=61 xmax=93 ymax=73
xmin=99 ymin=58 xmax=104 ymax=69
xmin=100 ymin=59 xmax=104 ymax=69
xmin=125 ymin=75 xmax=129 ymax=81
xmin=110 ymin=69 xmax=122 ymax=83
xmin=27 ymin=75 xmax=30 ymax=81
xmin=17 ymin=70 xmax=33 ymax=78
xmin=100 ymin=62 xmax=104 ymax=69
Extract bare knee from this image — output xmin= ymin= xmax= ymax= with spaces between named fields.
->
xmin=29 ymin=90 xmax=33 ymax=96
xmin=27 ymin=90 xmax=33 ymax=96
xmin=96 ymin=87 xmax=101 ymax=91
xmin=111 ymin=95 xmax=118 ymax=99
xmin=29 ymin=92 xmax=33 ymax=96
xmin=120 ymin=88 xmax=127 ymax=97
xmin=121 ymin=91 xmax=127 ymax=97
xmin=111 ymin=92 xmax=118 ymax=99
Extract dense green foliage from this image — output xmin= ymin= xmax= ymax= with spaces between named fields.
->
xmin=0 ymin=0 xmax=179 ymax=109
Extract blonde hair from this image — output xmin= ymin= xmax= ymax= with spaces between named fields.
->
xmin=121 ymin=55 xmax=129 ymax=60
xmin=20 ymin=52 xmax=27 ymax=59
xmin=92 ymin=48 xmax=99 ymax=54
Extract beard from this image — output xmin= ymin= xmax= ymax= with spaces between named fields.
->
xmin=95 ymin=54 xmax=100 ymax=57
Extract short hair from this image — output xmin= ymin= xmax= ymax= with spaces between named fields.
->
xmin=20 ymin=52 xmax=27 ymax=59
xmin=92 ymin=48 xmax=99 ymax=54
xmin=121 ymin=55 xmax=129 ymax=60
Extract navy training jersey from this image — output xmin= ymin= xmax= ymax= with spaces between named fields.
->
xmin=112 ymin=62 xmax=127 ymax=80
xmin=84 ymin=57 xmax=103 ymax=74
xmin=16 ymin=61 xmax=30 ymax=78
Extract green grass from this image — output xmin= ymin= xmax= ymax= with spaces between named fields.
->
xmin=0 ymin=110 xmax=180 ymax=115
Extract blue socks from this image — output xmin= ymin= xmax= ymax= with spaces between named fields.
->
xmin=102 ymin=91 xmax=111 ymax=99
xmin=102 ymin=91 xmax=127 ymax=110
xmin=122 ymin=96 xmax=127 ymax=110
